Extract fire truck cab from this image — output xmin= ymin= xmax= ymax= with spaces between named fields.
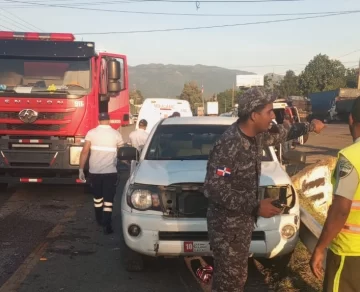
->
xmin=0 ymin=31 xmax=129 ymax=190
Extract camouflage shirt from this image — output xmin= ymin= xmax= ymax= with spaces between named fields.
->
xmin=204 ymin=120 xmax=313 ymax=218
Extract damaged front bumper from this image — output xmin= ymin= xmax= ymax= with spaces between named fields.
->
xmin=121 ymin=209 xmax=300 ymax=258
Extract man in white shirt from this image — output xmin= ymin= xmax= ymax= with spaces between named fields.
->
xmin=129 ymin=119 xmax=149 ymax=151
xmin=79 ymin=112 xmax=124 ymax=234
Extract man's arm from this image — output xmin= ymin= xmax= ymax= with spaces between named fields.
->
xmin=261 ymin=122 xmax=314 ymax=147
xmin=79 ymin=141 xmax=91 ymax=170
xmin=204 ymin=142 xmax=258 ymax=215
xmin=310 ymin=156 xmax=358 ymax=278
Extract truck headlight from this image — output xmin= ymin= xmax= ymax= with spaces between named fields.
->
xmin=281 ymin=224 xmax=296 ymax=239
xmin=131 ymin=189 xmax=153 ymax=210
xmin=127 ymin=187 xmax=161 ymax=211
xmin=70 ymin=146 xmax=83 ymax=166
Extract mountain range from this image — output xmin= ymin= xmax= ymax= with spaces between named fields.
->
xmin=128 ymin=64 xmax=276 ymax=99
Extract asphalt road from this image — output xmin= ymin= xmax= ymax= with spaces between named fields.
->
xmin=0 ymin=124 xmax=270 ymax=292
xmin=296 ymin=123 xmax=352 ymax=163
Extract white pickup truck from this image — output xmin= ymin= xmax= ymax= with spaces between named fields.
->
xmin=118 ymin=117 xmax=305 ymax=272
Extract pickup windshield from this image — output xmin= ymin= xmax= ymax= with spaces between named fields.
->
xmin=0 ymin=57 xmax=91 ymax=97
xmin=145 ymin=124 xmax=273 ymax=161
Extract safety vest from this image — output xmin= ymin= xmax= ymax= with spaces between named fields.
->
xmin=330 ymin=141 xmax=360 ymax=256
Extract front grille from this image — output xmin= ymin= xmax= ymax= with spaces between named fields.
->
xmin=0 ymin=111 xmax=70 ymax=120
xmin=0 ymin=124 xmax=64 ymax=131
xmin=158 ymin=231 xmax=265 ymax=241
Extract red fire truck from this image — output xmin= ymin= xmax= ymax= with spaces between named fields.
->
xmin=0 ymin=31 xmax=130 ymax=190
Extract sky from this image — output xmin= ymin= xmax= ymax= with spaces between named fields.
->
xmin=1 ymin=0 xmax=360 ymax=75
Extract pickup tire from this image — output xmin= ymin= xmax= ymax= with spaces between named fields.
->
xmin=260 ymin=251 xmax=294 ymax=278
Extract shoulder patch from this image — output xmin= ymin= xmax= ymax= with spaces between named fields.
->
xmin=338 ymin=158 xmax=354 ymax=179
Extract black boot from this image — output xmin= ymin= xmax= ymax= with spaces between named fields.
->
xmin=94 ymin=208 xmax=103 ymax=226
xmin=103 ymin=224 xmax=114 ymax=235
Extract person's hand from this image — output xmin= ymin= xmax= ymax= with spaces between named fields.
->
xmin=79 ymin=169 xmax=86 ymax=182
xmin=258 ymin=198 xmax=282 ymax=218
xmin=310 ymin=247 xmax=326 ymax=279
xmin=311 ymin=119 xmax=325 ymax=134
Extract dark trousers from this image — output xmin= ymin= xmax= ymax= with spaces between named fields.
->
xmin=89 ymin=173 xmax=118 ymax=227
xmin=323 ymin=249 xmax=360 ymax=292
xmin=207 ymin=205 xmax=254 ymax=292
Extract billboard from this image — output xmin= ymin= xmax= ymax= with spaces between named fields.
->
xmin=236 ymin=75 xmax=264 ymax=88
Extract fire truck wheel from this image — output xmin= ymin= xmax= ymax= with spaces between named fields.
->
xmin=0 ymin=183 xmax=8 ymax=192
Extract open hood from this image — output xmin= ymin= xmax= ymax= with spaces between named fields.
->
xmin=132 ymin=160 xmax=291 ymax=187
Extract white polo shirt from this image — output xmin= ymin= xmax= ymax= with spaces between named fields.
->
xmin=129 ymin=128 xmax=149 ymax=151
xmin=85 ymin=125 xmax=124 ymax=174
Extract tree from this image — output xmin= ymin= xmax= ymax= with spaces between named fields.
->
xmin=276 ymin=70 xmax=301 ymax=98
xmin=179 ymin=81 xmax=203 ymax=111
xmin=216 ymin=88 xmax=244 ymax=114
xmin=345 ymin=68 xmax=359 ymax=88
xmin=129 ymin=89 xmax=144 ymax=105
xmin=298 ymin=54 xmax=346 ymax=96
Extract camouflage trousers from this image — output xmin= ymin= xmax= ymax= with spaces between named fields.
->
xmin=207 ymin=205 xmax=254 ymax=292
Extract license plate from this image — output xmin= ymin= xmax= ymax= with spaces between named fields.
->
xmin=184 ymin=241 xmax=210 ymax=253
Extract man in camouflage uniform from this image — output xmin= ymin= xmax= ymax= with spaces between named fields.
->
xmin=204 ymin=87 xmax=324 ymax=292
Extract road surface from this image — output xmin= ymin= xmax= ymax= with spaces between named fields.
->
xmin=0 ymin=125 xmax=269 ymax=292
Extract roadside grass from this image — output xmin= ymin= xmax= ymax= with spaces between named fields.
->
xmin=257 ymin=195 xmax=326 ymax=291
xmin=270 ymin=242 xmax=322 ymax=292
xmin=299 ymin=194 xmax=326 ymax=225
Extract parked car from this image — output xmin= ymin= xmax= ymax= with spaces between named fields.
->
xmin=118 ymin=117 xmax=304 ymax=271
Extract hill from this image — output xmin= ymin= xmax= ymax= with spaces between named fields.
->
xmin=128 ymin=64 xmax=254 ymax=99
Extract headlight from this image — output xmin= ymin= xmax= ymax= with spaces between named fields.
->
xmin=131 ymin=189 xmax=153 ymax=210
xmin=70 ymin=146 xmax=83 ymax=165
xmin=281 ymin=224 xmax=296 ymax=239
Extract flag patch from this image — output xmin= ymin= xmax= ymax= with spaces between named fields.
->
xmin=216 ymin=167 xmax=231 ymax=177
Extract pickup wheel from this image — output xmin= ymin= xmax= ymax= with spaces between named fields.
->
xmin=260 ymin=251 xmax=293 ymax=278
xmin=0 ymin=183 xmax=8 ymax=192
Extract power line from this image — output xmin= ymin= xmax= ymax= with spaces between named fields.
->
xmin=0 ymin=23 xmax=13 ymax=30
xmin=1 ymin=0 xmax=358 ymax=18
xmin=74 ymin=11 xmax=359 ymax=35
xmin=0 ymin=7 xmax=43 ymax=31
xmin=4 ymin=0 xmax=304 ymax=3
xmin=0 ymin=8 xmax=35 ymax=31
xmin=337 ymin=49 xmax=360 ymax=59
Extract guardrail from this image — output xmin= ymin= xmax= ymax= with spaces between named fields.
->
xmin=299 ymin=206 xmax=327 ymax=267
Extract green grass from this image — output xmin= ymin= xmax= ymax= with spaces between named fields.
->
xmin=274 ymin=242 xmax=323 ymax=292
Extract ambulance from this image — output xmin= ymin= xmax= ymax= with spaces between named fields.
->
xmin=136 ymin=98 xmax=193 ymax=133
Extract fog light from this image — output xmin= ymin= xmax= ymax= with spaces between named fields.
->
xmin=128 ymin=224 xmax=141 ymax=237
xmin=281 ymin=225 xmax=296 ymax=239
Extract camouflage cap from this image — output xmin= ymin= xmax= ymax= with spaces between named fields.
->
xmin=237 ymin=87 xmax=277 ymax=117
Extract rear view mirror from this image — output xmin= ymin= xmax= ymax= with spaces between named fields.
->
xmin=283 ymin=150 xmax=306 ymax=165
xmin=117 ymin=146 xmax=139 ymax=161
xmin=107 ymin=59 xmax=121 ymax=95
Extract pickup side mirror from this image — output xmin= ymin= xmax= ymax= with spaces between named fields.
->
xmin=117 ymin=146 xmax=139 ymax=161
xmin=283 ymin=150 xmax=306 ymax=165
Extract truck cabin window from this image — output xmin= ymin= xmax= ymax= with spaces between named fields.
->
xmin=0 ymin=58 xmax=91 ymax=96
xmin=145 ymin=124 xmax=273 ymax=161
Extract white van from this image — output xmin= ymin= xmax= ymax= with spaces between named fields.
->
xmin=135 ymin=98 xmax=193 ymax=133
